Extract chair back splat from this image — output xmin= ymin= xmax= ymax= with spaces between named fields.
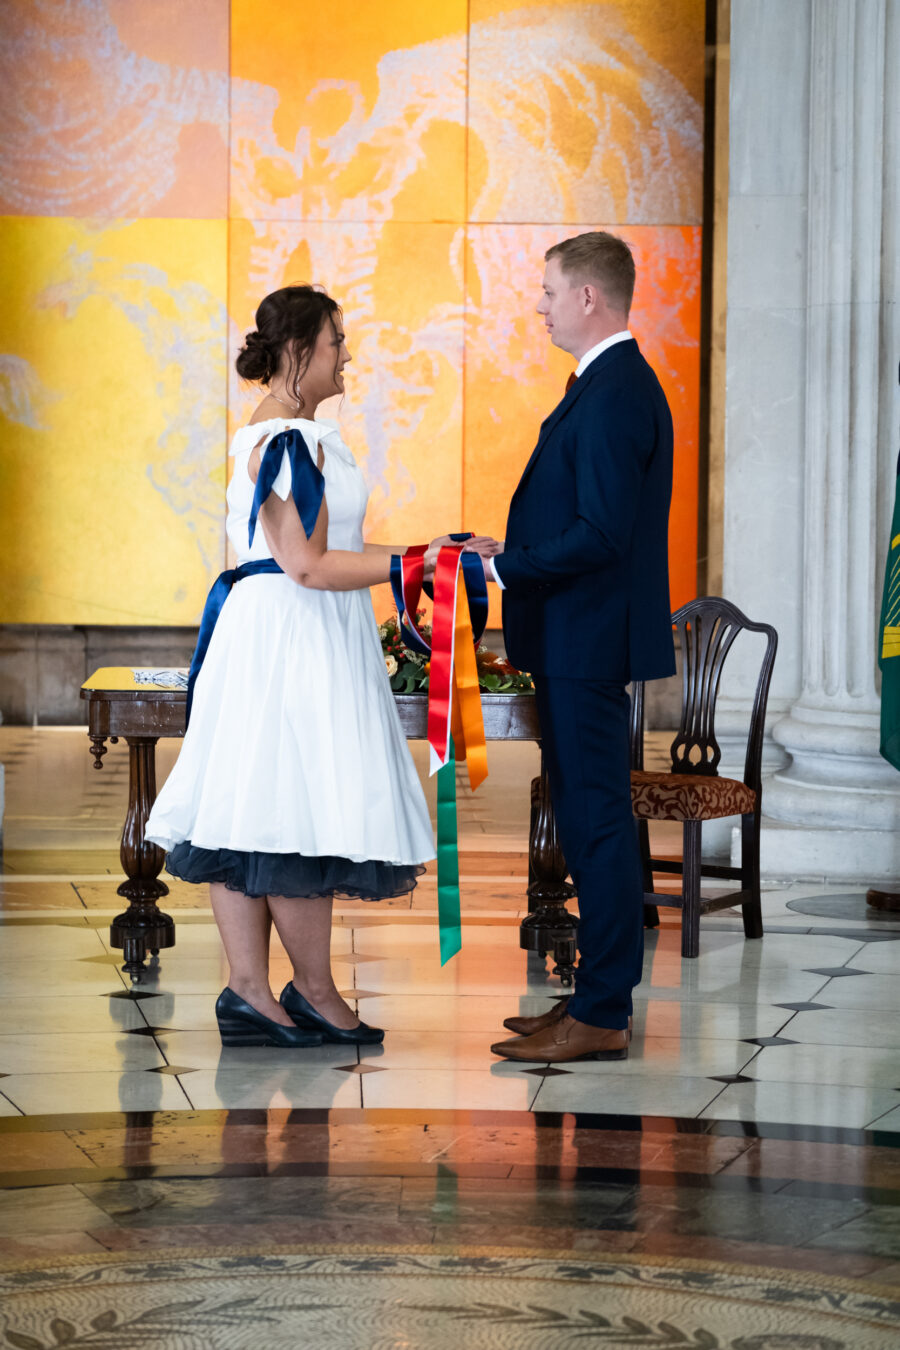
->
xmin=673 ymin=598 xmax=777 ymax=791
xmin=629 ymin=597 xmax=778 ymax=793
xmin=628 ymin=596 xmax=778 ymax=958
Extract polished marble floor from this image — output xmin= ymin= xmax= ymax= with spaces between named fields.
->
xmin=2 ymin=727 xmax=899 ymax=1131
xmin=1 ymin=725 xmax=899 ymax=1341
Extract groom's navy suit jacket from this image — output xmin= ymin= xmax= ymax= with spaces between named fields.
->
xmin=495 ymin=338 xmax=675 ymax=684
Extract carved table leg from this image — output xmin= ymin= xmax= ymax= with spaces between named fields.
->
xmin=109 ymin=736 xmax=175 ymax=980
xmin=520 ymin=749 xmax=578 ymax=986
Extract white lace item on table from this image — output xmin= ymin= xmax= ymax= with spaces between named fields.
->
xmin=132 ymin=668 xmax=190 ymax=690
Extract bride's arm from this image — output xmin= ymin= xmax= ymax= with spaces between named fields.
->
xmin=251 ymin=442 xmax=392 ymax=592
xmin=364 ymin=536 xmax=500 ymax=556
xmin=363 ymin=542 xmax=410 ymax=556
xmin=259 ymin=491 xmax=393 ymax=591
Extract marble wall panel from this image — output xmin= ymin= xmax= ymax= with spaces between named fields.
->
xmin=729 ymin=0 xmax=811 ymax=198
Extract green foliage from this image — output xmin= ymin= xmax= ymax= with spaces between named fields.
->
xmin=379 ymin=613 xmax=534 ymax=694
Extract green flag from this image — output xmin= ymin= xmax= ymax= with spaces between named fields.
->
xmin=879 ymin=451 xmax=900 ymax=770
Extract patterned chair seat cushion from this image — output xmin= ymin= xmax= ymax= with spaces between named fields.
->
xmin=630 ymin=770 xmax=757 ymax=821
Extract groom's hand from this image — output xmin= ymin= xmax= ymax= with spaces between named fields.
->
xmin=464 ymin=537 xmax=504 ymax=583
xmin=423 ymin=534 xmax=499 ymax=579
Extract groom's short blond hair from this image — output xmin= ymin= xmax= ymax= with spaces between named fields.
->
xmin=545 ymin=232 xmax=635 ymax=317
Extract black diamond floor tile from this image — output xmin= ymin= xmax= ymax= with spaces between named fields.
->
xmin=804 ymin=967 xmax=871 ymax=977
xmin=774 ymin=1001 xmax=833 ymax=1012
xmin=741 ymin=1036 xmax=797 ymax=1048
xmin=125 ymin=1026 xmax=180 ymax=1037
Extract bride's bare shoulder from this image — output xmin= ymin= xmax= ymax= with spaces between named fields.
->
xmin=248 ymin=394 xmax=281 ymax=426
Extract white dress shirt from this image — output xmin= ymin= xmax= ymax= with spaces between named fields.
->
xmin=491 ymin=329 xmax=633 ymax=588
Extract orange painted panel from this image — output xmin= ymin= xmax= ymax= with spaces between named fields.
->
xmin=230 ymin=0 xmax=468 ymax=223
xmin=463 ymin=225 xmax=701 ymax=618
xmin=0 ymin=0 xmax=228 ymax=217
xmin=467 ymin=0 xmax=705 ymax=224
xmin=228 ymin=221 xmax=464 ymax=582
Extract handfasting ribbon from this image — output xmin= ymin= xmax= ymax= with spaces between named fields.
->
xmin=436 ymin=740 xmax=462 ymax=965
xmin=391 ymin=540 xmax=490 ymax=964
xmin=389 ymin=544 xmax=430 ymax=656
xmin=452 ymin=562 xmax=488 ymax=792
xmin=186 ymin=559 xmax=284 ymax=726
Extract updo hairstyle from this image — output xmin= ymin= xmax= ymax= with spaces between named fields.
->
xmin=236 ymin=285 xmax=342 ymax=409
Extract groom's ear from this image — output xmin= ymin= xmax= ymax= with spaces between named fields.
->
xmin=581 ymin=283 xmax=599 ymax=313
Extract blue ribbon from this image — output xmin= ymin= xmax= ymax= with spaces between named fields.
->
xmin=248 ymin=428 xmax=325 ymax=548
xmin=389 ymin=553 xmax=431 ymax=657
xmin=458 ymin=549 xmax=489 ymax=645
xmin=388 ymin=534 xmax=488 ymax=658
xmin=186 ymin=559 xmax=284 ymax=726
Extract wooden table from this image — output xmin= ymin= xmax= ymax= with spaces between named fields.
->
xmin=81 ymin=668 xmax=578 ymax=982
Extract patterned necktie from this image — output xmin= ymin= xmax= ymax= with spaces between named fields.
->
xmin=565 ymin=371 xmax=577 ymax=393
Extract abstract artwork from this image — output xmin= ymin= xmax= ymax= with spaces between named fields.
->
xmin=0 ymin=0 xmax=703 ymax=624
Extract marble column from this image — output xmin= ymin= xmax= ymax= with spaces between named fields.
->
xmin=707 ymin=0 xmax=810 ymax=859
xmin=722 ymin=0 xmax=900 ymax=879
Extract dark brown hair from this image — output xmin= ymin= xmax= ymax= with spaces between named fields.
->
xmin=545 ymin=232 xmax=635 ymax=315
xmin=236 ymin=284 xmax=342 ymax=410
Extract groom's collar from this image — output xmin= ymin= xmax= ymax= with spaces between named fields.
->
xmin=574 ymin=329 xmax=633 ymax=379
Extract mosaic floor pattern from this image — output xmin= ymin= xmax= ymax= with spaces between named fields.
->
xmin=3 ymin=1248 xmax=900 ymax=1350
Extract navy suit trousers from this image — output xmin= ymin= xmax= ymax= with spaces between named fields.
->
xmin=533 ymin=677 xmax=644 ymax=1029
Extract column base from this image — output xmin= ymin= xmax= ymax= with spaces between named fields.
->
xmin=734 ymin=815 xmax=900 ymax=883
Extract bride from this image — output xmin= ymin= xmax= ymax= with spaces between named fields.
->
xmin=146 ymin=284 xmax=496 ymax=1049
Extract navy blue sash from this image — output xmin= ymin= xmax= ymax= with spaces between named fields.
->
xmin=186 ymin=560 xmax=283 ymax=725
xmin=187 ymin=429 xmax=326 ymax=726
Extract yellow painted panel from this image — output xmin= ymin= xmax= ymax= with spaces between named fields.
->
xmin=230 ymin=0 xmax=467 ymax=223
xmin=468 ymin=0 xmax=705 ymax=223
xmin=0 ymin=217 xmax=228 ymax=624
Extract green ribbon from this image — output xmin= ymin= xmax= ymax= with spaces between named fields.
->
xmin=436 ymin=737 xmax=462 ymax=965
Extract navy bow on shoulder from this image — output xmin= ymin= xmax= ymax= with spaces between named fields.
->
xmin=185 ymin=429 xmax=327 ymax=726
xmin=247 ymin=428 xmax=326 ymax=547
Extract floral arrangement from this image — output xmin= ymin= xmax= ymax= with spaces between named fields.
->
xmin=379 ymin=613 xmax=534 ymax=694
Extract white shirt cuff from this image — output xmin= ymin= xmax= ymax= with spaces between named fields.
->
xmin=489 ymin=556 xmax=506 ymax=589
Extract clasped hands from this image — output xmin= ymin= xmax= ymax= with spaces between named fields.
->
xmin=423 ymin=535 xmax=504 ymax=583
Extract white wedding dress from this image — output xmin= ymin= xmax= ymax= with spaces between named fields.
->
xmin=145 ymin=417 xmax=435 ymax=898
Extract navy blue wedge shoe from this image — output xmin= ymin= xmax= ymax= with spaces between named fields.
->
xmin=279 ymin=982 xmax=385 ymax=1045
xmin=216 ymin=988 xmax=326 ymax=1048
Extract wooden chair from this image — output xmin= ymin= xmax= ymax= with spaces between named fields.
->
xmin=630 ymin=597 xmax=778 ymax=958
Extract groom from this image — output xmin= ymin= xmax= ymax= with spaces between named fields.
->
xmin=483 ymin=231 xmax=675 ymax=1063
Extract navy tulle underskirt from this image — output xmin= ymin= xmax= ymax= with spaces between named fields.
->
xmin=165 ymin=842 xmax=425 ymax=901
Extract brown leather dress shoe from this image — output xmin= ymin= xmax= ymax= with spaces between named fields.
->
xmin=491 ymin=1014 xmax=629 ymax=1063
xmin=502 ymin=997 xmax=570 ymax=1036
xmin=503 ymin=999 xmax=633 ymax=1042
